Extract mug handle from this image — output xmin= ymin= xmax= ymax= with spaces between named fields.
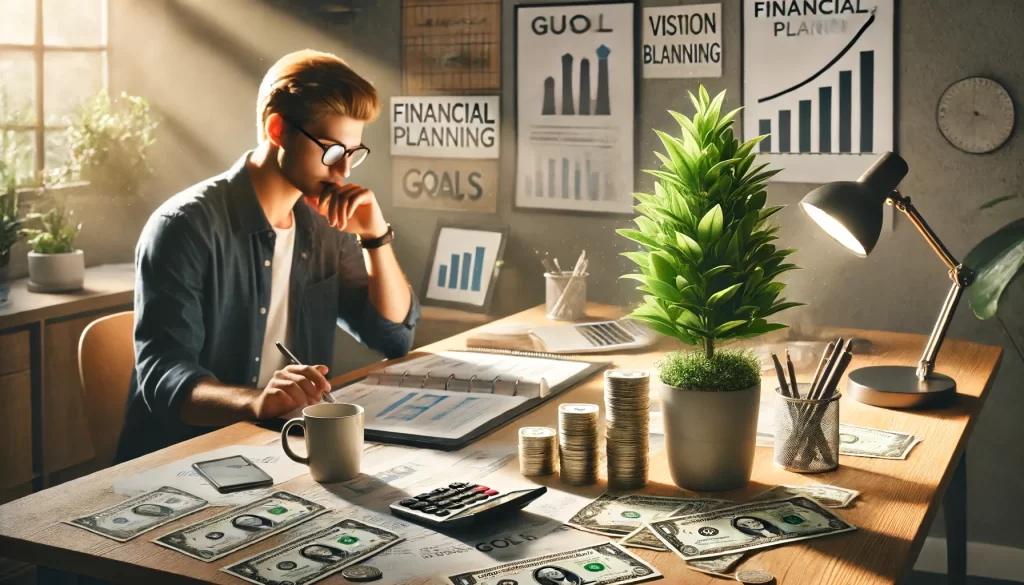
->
xmin=281 ymin=418 xmax=309 ymax=465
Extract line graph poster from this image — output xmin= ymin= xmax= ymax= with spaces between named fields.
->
xmin=743 ymin=0 xmax=893 ymax=183
xmin=515 ymin=2 xmax=636 ymax=214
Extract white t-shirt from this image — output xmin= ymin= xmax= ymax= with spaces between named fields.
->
xmin=256 ymin=213 xmax=297 ymax=388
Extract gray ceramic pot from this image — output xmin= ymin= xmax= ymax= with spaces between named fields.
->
xmin=658 ymin=379 xmax=761 ymax=491
xmin=27 ymin=250 xmax=85 ymax=293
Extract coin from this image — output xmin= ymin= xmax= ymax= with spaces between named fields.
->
xmin=558 ymin=403 xmax=600 ymax=485
xmin=604 ymin=370 xmax=650 ymax=489
xmin=342 ymin=564 xmax=383 ymax=582
xmin=519 ymin=426 xmax=557 ymax=476
xmin=736 ymin=568 xmax=775 ymax=584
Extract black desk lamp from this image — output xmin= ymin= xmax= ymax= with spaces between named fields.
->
xmin=799 ymin=152 xmax=970 ymax=408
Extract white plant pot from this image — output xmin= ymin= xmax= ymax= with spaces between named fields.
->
xmin=658 ymin=379 xmax=761 ymax=491
xmin=27 ymin=250 xmax=85 ymax=293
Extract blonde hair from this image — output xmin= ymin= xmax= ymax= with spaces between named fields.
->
xmin=256 ymin=49 xmax=380 ymax=141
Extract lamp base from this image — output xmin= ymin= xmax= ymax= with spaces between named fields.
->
xmin=847 ymin=366 xmax=956 ymax=409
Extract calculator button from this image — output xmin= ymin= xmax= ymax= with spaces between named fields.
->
xmin=415 ymin=493 xmax=432 ymax=500
xmin=449 ymin=482 xmax=465 ymax=488
xmin=484 ymin=489 xmax=498 ymax=496
xmin=448 ymin=503 xmax=464 ymax=510
xmin=464 ymin=494 xmax=486 ymax=504
xmin=422 ymin=506 xmax=438 ymax=513
xmin=431 ymin=488 xmax=447 ymax=494
xmin=398 ymin=499 xmax=418 ymax=507
xmin=411 ymin=502 xmax=430 ymax=510
xmin=472 ymin=486 xmax=488 ymax=493
xmin=435 ymin=509 xmax=450 ymax=516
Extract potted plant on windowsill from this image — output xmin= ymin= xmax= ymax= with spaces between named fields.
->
xmin=618 ymin=86 xmax=802 ymax=491
xmin=0 ymin=169 xmax=25 ymax=307
xmin=21 ymin=195 xmax=83 ymax=293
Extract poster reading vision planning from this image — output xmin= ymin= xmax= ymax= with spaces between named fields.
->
xmin=743 ymin=0 xmax=893 ymax=182
xmin=515 ymin=2 xmax=636 ymax=214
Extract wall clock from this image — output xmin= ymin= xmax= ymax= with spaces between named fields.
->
xmin=937 ymin=77 xmax=1015 ymax=154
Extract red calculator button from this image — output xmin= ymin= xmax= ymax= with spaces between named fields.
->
xmin=473 ymin=486 xmax=488 ymax=492
xmin=484 ymin=489 xmax=498 ymax=496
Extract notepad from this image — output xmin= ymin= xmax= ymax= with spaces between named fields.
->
xmin=328 ymin=349 xmax=609 ymax=449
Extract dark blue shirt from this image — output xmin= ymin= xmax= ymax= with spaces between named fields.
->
xmin=116 ymin=152 xmax=419 ymax=462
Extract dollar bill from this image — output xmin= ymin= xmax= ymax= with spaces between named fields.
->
xmin=64 ymin=486 xmax=208 ymax=542
xmin=754 ymin=484 xmax=860 ymax=508
xmin=220 ymin=518 xmax=403 ymax=585
xmin=567 ymin=493 xmax=727 ymax=537
xmin=447 ymin=543 xmax=660 ymax=585
xmin=153 ymin=491 xmax=327 ymax=561
xmin=648 ymin=496 xmax=856 ymax=560
xmin=838 ymin=424 xmax=921 ymax=459
xmin=617 ymin=498 xmax=732 ymax=551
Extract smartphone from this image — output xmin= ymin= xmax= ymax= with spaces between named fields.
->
xmin=192 ymin=455 xmax=274 ymax=493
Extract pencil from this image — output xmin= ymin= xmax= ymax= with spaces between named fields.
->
xmin=771 ymin=352 xmax=791 ymax=397
xmin=786 ymin=349 xmax=800 ymax=398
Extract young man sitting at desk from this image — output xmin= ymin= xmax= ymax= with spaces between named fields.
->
xmin=116 ymin=50 xmax=420 ymax=463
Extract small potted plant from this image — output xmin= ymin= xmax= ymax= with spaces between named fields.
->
xmin=63 ymin=90 xmax=157 ymax=198
xmin=21 ymin=195 xmax=83 ymax=293
xmin=0 ymin=167 xmax=24 ymax=306
xmin=618 ymin=86 xmax=802 ymax=491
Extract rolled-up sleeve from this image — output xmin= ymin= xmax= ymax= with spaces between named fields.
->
xmin=133 ymin=211 xmax=215 ymax=426
xmin=335 ymin=233 xmax=420 ymax=359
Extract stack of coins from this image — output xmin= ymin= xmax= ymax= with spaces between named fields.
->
xmin=604 ymin=370 xmax=651 ymax=489
xmin=558 ymin=403 xmax=600 ymax=485
xmin=518 ymin=427 xmax=557 ymax=476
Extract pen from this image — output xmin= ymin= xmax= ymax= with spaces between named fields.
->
xmin=275 ymin=341 xmax=336 ymax=403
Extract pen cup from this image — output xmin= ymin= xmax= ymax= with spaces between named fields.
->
xmin=774 ymin=384 xmax=840 ymax=473
xmin=545 ymin=271 xmax=588 ymax=321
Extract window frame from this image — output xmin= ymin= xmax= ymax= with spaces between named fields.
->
xmin=0 ymin=0 xmax=109 ymax=175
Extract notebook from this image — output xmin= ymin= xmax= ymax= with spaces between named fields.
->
xmin=327 ymin=349 xmax=609 ymax=449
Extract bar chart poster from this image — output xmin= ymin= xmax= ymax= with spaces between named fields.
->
xmin=742 ymin=0 xmax=893 ymax=183
xmin=424 ymin=225 xmax=506 ymax=311
xmin=514 ymin=1 xmax=636 ymax=214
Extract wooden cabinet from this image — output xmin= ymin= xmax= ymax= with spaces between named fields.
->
xmin=0 ymin=264 xmax=134 ymax=502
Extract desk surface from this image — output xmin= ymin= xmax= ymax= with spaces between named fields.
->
xmin=0 ymin=303 xmax=1002 ymax=585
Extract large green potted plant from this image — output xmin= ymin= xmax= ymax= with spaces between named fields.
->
xmin=21 ymin=193 xmax=83 ymax=293
xmin=619 ymin=86 xmax=802 ymax=491
xmin=63 ymin=90 xmax=157 ymax=198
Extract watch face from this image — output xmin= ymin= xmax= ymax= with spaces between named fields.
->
xmin=937 ymin=77 xmax=1015 ymax=154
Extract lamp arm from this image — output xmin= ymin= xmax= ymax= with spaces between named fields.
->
xmin=887 ymin=191 xmax=973 ymax=380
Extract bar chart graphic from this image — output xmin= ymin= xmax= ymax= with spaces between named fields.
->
xmin=742 ymin=0 xmax=893 ymax=182
xmin=515 ymin=2 xmax=635 ymax=214
xmin=426 ymin=227 xmax=504 ymax=307
xmin=436 ymin=246 xmax=486 ymax=292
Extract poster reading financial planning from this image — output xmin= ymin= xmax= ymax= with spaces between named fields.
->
xmin=743 ymin=0 xmax=894 ymax=183
xmin=515 ymin=2 xmax=636 ymax=214
xmin=643 ymin=4 xmax=722 ymax=78
xmin=390 ymin=96 xmax=500 ymax=159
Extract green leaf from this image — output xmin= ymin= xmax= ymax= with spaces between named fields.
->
xmin=712 ymin=320 xmax=748 ymax=337
xmin=675 ymin=232 xmax=704 ymax=264
xmin=708 ymin=282 xmax=743 ymax=307
xmin=964 ymin=218 xmax=1024 ymax=319
xmin=747 ymin=191 xmax=767 ymax=212
xmin=737 ymin=322 xmax=789 ymax=338
xmin=649 ymin=251 xmax=676 ymax=282
xmin=643 ymin=169 xmax=685 ymax=189
xmin=759 ymin=301 xmax=805 ymax=318
xmin=648 ymin=279 xmax=683 ymax=303
xmin=621 ymin=251 xmax=649 ymax=268
xmin=669 ymin=110 xmax=700 ymax=143
xmin=617 ymin=228 xmax=659 ymax=249
xmin=759 ymin=205 xmax=785 ymax=222
xmin=703 ymin=264 xmax=732 ymax=279
xmin=697 ymin=204 xmax=724 ymax=247
xmin=618 ymin=274 xmax=649 ymax=284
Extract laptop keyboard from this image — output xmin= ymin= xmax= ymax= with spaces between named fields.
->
xmin=575 ymin=321 xmax=637 ymax=347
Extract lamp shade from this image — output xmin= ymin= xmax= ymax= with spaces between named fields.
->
xmin=799 ymin=152 xmax=909 ymax=256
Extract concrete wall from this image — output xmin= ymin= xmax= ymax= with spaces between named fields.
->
xmin=94 ymin=0 xmax=1022 ymax=556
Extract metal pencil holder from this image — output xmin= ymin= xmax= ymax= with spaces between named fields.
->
xmin=774 ymin=383 xmax=840 ymax=473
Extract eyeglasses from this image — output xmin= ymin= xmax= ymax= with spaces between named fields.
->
xmin=285 ymin=118 xmax=370 ymax=168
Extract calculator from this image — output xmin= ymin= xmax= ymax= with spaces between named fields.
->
xmin=389 ymin=483 xmax=547 ymax=529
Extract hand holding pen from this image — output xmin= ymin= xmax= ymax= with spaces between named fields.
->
xmin=275 ymin=341 xmax=336 ymax=404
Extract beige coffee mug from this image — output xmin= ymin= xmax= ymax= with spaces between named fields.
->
xmin=281 ymin=403 xmax=364 ymax=483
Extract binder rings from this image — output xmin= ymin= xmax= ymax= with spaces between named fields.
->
xmin=328 ymin=349 xmax=609 ymax=450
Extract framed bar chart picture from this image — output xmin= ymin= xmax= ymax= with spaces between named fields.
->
xmin=422 ymin=223 xmax=508 ymax=313
xmin=514 ymin=1 xmax=638 ymax=214
xmin=742 ymin=0 xmax=894 ymax=183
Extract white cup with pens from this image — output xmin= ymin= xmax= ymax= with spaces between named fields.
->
xmin=538 ymin=250 xmax=589 ymax=321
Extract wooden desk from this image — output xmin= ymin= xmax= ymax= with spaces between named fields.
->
xmin=0 ymin=303 xmax=1002 ymax=585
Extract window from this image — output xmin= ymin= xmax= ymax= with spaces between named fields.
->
xmin=0 ymin=0 xmax=108 ymax=182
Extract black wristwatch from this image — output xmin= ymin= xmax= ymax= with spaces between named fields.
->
xmin=358 ymin=224 xmax=394 ymax=249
